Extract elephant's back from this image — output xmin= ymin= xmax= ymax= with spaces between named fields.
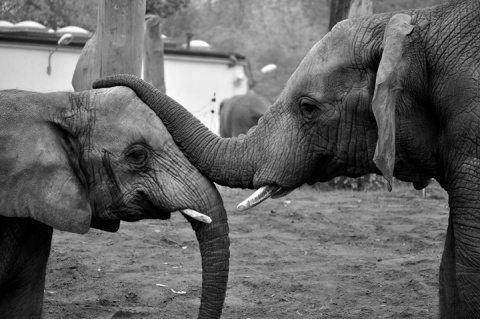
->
xmin=219 ymin=91 xmax=271 ymax=137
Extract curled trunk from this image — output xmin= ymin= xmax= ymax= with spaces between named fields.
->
xmin=92 ymin=75 xmax=256 ymax=189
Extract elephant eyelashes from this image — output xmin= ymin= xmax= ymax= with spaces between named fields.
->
xmin=125 ymin=145 xmax=149 ymax=168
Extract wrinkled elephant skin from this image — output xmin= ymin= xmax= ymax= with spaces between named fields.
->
xmin=0 ymin=87 xmax=229 ymax=319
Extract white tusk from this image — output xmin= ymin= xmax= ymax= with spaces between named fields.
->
xmin=180 ymin=209 xmax=212 ymax=224
xmin=271 ymin=187 xmax=294 ymax=199
xmin=237 ymin=185 xmax=280 ymax=211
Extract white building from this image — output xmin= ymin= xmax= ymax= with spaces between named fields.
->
xmin=0 ymin=21 xmax=250 ymax=134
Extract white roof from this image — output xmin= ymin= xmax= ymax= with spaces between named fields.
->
xmin=0 ymin=21 xmax=14 ymax=28
xmin=6 ymin=21 xmax=50 ymax=33
xmin=190 ymin=40 xmax=211 ymax=48
xmin=14 ymin=21 xmax=48 ymax=29
xmin=56 ymin=26 xmax=90 ymax=35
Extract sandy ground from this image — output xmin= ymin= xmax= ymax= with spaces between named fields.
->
xmin=43 ymin=183 xmax=449 ymax=319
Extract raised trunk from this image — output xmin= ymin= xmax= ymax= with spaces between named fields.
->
xmin=92 ymin=75 xmax=257 ymax=189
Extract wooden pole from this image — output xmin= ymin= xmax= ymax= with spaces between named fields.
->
xmin=328 ymin=0 xmax=372 ymax=31
xmin=144 ymin=14 xmax=166 ymax=94
xmin=72 ymin=0 xmax=146 ymax=91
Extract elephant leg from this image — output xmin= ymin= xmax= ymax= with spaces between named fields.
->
xmin=453 ymin=219 xmax=480 ymax=319
xmin=446 ymin=163 xmax=480 ymax=318
xmin=439 ymin=215 xmax=461 ymax=319
xmin=0 ymin=219 xmax=53 ymax=319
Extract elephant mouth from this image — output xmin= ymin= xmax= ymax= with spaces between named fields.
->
xmin=137 ymin=191 xmax=172 ymax=220
xmin=137 ymin=192 xmax=212 ymax=224
xmin=90 ymin=218 xmax=121 ymax=232
xmin=237 ymin=185 xmax=294 ymax=211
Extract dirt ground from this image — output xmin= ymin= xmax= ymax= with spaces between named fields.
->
xmin=43 ymin=183 xmax=449 ymax=319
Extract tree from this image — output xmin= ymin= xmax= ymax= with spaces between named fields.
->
xmin=146 ymin=0 xmax=190 ymax=18
xmin=0 ymin=0 xmax=97 ymax=30
xmin=72 ymin=1 xmax=145 ymax=91
xmin=328 ymin=0 xmax=372 ymax=31
xmin=0 ymin=0 xmax=190 ymax=31
xmin=144 ymin=14 xmax=166 ymax=93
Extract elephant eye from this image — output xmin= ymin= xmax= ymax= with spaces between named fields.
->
xmin=300 ymin=98 xmax=318 ymax=121
xmin=125 ymin=145 xmax=149 ymax=168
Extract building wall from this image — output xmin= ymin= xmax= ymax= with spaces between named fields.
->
xmin=0 ymin=43 xmax=249 ymax=134
xmin=163 ymin=55 xmax=248 ymax=135
xmin=0 ymin=44 xmax=79 ymax=92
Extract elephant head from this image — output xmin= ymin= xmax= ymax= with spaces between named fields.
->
xmin=0 ymin=87 xmax=229 ymax=318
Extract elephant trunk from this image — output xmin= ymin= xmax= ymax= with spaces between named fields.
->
xmin=189 ymin=199 xmax=229 ymax=318
xmin=92 ymin=75 xmax=256 ymax=189
xmin=180 ymin=169 xmax=230 ymax=318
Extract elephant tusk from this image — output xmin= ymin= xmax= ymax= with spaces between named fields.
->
xmin=180 ymin=209 xmax=212 ymax=224
xmin=237 ymin=185 xmax=280 ymax=211
xmin=271 ymin=187 xmax=294 ymax=199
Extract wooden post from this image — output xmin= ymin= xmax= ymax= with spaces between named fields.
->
xmin=144 ymin=14 xmax=166 ymax=94
xmin=328 ymin=0 xmax=372 ymax=31
xmin=72 ymin=0 xmax=146 ymax=91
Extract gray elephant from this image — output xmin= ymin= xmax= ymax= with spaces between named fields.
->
xmin=0 ymin=87 xmax=229 ymax=319
xmin=219 ymin=91 xmax=270 ymax=137
xmin=94 ymin=1 xmax=480 ymax=317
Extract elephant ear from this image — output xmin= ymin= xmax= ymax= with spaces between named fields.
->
xmin=0 ymin=96 xmax=92 ymax=234
xmin=371 ymin=13 xmax=414 ymax=191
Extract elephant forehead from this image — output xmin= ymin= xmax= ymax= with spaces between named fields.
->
xmin=286 ymin=24 xmax=357 ymax=98
xmin=92 ymin=87 xmax=173 ymax=150
xmin=311 ymin=21 xmax=355 ymax=57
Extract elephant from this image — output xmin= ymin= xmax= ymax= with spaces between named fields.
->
xmin=219 ymin=91 xmax=270 ymax=137
xmin=0 ymin=87 xmax=229 ymax=319
xmin=93 ymin=1 xmax=480 ymax=317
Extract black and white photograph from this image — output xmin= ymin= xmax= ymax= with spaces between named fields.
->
xmin=0 ymin=0 xmax=476 ymax=318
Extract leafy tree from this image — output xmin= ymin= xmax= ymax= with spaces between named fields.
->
xmin=0 ymin=0 xmax=97 ymax=30
xmin=146 ymin=0 xmax=190 ymax=18
xmin=0 ymin=0 xmax=190 ymax=31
